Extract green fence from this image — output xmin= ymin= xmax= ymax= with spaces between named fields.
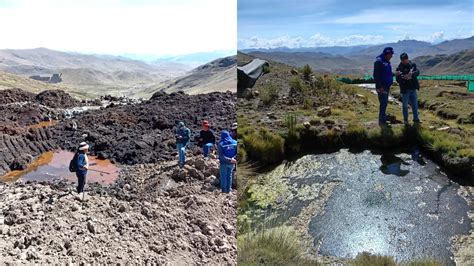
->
xmin=338 ymin=74 xmax=474 ymax=91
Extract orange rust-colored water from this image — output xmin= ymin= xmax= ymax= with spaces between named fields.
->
xmin=0 ymin=150 xmax=119 ymax=185
xmin=28 ymin=120 xmax=58 ymax=129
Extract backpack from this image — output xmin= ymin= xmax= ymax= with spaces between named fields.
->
xmin=69 ymin=152 xmax=79 ymax=172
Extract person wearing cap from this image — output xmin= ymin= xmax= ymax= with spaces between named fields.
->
xmin=396 ymin=52 xmax=421 ymax=124
xmin=230 ymin=122 xmax=238 ymax=140
xmin=175 ymin=121 xmax=191 ymax=167
xmin=218 ymin=130 xmax=237 ymax=193
xmin=198 ymin=120 xmax=216 ymax=159
xmin=373 ymin=47 xmax=395 ymax=125
xmin=76 ymin=142 xmax=89 ymax=194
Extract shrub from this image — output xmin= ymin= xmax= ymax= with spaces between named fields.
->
xmin=238 ymin=226 xmax=319 ymax=266
xmin=303 ymin=98 xmax=313 ymax=109
xmin=302 ymin=64 xmax=312 ymax=81
xmin=243 ymin=128 xmax=284 ymax=165
xmin=259 ymin=81 xmax=281 ymax=105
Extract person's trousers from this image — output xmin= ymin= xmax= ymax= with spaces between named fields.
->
xmin=377 ymin=87 xmax=390 ymax=124
xmin=177 ymin=143 xmax=186 ymax=164
xmin=203 ymin=143 xmax=214 ymax=157
xmin=76 ymin=171 xmax=87 ymax=193
xmin=219 ymin=163 xmax=234 ymax=193
xmin=402 ymin=89 xmax=419 ymax=122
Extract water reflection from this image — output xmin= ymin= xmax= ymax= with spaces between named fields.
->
xmin=0 ymin=150 xmax=119 ymax=184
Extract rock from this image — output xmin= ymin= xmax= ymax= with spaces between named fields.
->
xmin=303 ymin=121 xmax=311 ymax=129
xmin=290 ymin=69 xmax=299 ymax=75
xmin=118 ymin=204 xmax=127 ymax=213
xmin=222 ymin=222 xmax=234 ymax=235
xmin=437 ymin=126 xmax=450 ymax=131
xmin=86 ymin=221 xmax=96 ymax=234
xmin=64 ymin=239 xmax=72 ymax=250
xmin=317 ymin=106 xmax=331 ymax=117
xmin=71 ymin=203 xmax=80 ymax=212
xmin=123 ymin=184 xmax=131 ymax=191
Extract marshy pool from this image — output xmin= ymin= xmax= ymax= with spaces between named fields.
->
xmin=0 ymin=150 xmax=119 ymax=185
xmin=253 ymin=149 xmax=471 ymax=264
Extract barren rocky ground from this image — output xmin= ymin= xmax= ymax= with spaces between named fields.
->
xmin=0 ymin=89 xmax=237 ymax=264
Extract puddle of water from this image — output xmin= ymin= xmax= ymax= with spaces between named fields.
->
xmin=259 ymin=149 xmax=470 ymax=264
xmin=28 ymin=120 xmax=58 ymax=129
xmin=0 ymin=150 xmax=119 ymax=185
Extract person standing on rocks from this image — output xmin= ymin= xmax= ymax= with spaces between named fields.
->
xmin=230 ymin=122 xmax=238 ymax=140
xmin=175 ymin=121 xmax=191 ymax=167
xmin=396 ymin=52 xmax=421 ymax=125
xmin=373 ymin=47 xmax=394 ymax=126
xmin=198 ymin=120 xmax=216 ymax=159
xmin=76 ymin=142 xmax=89 ymax=194
xmin=218 ymin=130 xmax=237 ymax=193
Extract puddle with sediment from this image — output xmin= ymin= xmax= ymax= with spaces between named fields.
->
xmin=0 ymin=150 xmax=119 ymax=185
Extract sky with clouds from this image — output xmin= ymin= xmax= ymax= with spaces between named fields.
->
xmin=0 ymin=0 xmax=236 ymax=56
xmin=238 ymin=0 xmax=473 ymax=49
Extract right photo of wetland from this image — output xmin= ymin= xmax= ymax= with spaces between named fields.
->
xmin=236 ymin=0 xmax=473 ymax=265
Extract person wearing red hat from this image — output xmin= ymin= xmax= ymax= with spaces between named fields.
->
xmin=198 ymin=120 xmax=216 ymax=159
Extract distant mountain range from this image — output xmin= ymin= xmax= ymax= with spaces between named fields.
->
xmin=0 ymin=47 xmax=192 ymax=91
xmin=0 ymin=47 xmax=236 ymax=97
xmin=137 ymin=56 xmax=236 ymax=96
xmin=413 ymin=49 xmax=474 ymax=75
xmin=241 ymin=36 xmax=474 ymax=76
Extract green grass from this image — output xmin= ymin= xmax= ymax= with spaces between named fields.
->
xmin=238 ymin=226 xmax=319 ymax=266
xmin=259 ymin=81 xmax=281 ymax=105
xmin=242 ymin=127 xmax=285 ymax=165
xmin=352 ymin=252 xmax=396 ymax=266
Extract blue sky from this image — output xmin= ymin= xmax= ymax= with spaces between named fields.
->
xmin=0 ymin=0 xmax=236 ymax=57
xmin=238 ymin=0 xmax=474 ymax=49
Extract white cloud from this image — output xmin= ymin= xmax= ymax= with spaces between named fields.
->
xmin=240 ymin=33 xmax=384 ymax=49
xmin=428 ymin=31 xmax=444 ymax=43
xmin=0 ymin=0 xmax=237 ymax=56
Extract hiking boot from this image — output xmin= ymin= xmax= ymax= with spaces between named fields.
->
xmin=413 ymin=119 xmax=421 ymax=124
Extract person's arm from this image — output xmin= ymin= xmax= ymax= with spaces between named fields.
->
xmin=373 ymin=60 xmax=383 ymax=92
xmin=395 ymin=66 xmax=402 ymax=83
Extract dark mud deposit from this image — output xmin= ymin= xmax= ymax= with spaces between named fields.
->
xmin=307 ymin=150 xmax=469 ymax=264
xmin=257 ymin=149 xmax=471 ymax=264
xmin=0 ymin=89 xmax=236 ymax=176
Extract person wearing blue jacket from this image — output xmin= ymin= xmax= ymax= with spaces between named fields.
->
xmin=175 ymin=121 xmax=191 ymax=167
xmin=218 ymin=130 xmax=237 ymax=193
xmin=373 ymin=47 xmax=394 ymax=125
xmin=76 ymin=142 xmax=89 ymax=194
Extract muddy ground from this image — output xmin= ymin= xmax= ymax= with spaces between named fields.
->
xmin=0 ymin=89 xmax=237 ymax=264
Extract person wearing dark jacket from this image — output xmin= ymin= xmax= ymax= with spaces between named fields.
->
xmin=198 ymin=120 xmax=216 ymax=158
xmin=175 ymin=121 xmax=191 ymax=167
xmin=76 ymin=142 xmax=89 ymax=194
xmin=218 ymin=130 xmax=237 ymax=193
xmin=373 ymin=47 xmax=394 ymax=125
xmin=396 ymin=52 xmax=420 ymax=124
